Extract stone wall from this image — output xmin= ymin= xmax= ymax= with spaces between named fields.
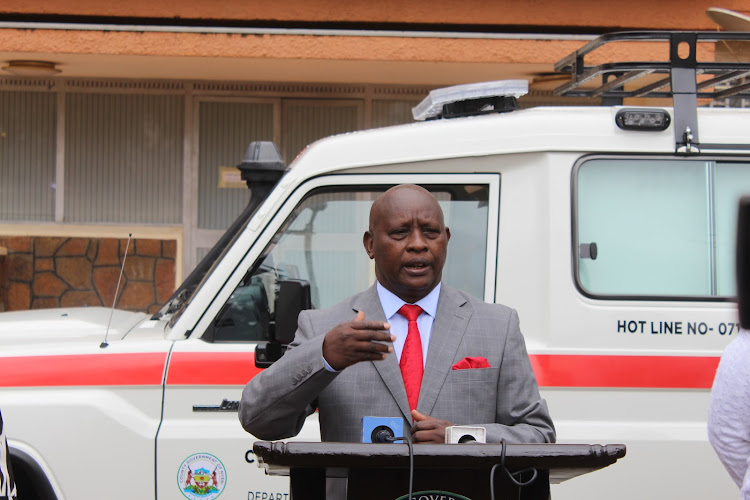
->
xmin=0 ymin=236 xmax=176 ymax=314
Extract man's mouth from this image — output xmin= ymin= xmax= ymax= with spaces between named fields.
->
xmin=404 ymin=260 xmax=430 ymax=273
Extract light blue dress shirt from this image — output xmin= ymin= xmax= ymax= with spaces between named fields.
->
xmin=376 ymin=281 xmax=440 ymax=365
xmin=323 ymin=282 xmax=441 ymax=371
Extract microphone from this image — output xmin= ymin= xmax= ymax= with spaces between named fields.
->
xmin=445 ymin=425 xmax=487 ymax=444
xmin=361 ymin=417 xmax=405 ymax=443
xmin=361 ymin=416 xmax=415 ymax=500
xmin=371 ymin=426 xmax=397 ymax=443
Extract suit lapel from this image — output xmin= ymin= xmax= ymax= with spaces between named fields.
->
xmin=353 ymin=286 xmax=412 ymax=421
xmin=418 ymin=285 xmax=471 ymax=417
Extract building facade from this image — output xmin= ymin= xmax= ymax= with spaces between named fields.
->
xmin=0 ymin=0 xmax=743 ymax=311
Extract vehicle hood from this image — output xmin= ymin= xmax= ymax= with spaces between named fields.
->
xmin=0 ymin=307 xmax=149 ymax=346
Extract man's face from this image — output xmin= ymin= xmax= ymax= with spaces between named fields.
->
xmin=364 ymin=186 xmax=450 ymax=303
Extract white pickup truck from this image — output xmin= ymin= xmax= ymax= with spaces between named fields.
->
xmin=2 ymin=31 xmax=749 ymax=499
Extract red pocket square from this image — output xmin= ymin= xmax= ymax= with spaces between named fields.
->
xmin=452 ymin=356 xmax=491 ymax=370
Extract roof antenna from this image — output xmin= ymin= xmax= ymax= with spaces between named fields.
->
xmin=101 ymin=234 xmax=132 ymax=349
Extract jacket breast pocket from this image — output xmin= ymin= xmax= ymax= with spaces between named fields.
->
xmin=439 ymin=368 xmax=499 ymax=420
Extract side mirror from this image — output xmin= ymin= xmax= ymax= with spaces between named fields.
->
xmin=274 ymin=279 xmax=313 ymax=344
xmin=738 ymin=197 xmax=750 ymax=329
xmin=255 ymin=279 xmax=312 ymax=368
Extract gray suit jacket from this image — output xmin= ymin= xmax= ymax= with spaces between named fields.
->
xmin=239 ymin=284 xmax=555 ymax=444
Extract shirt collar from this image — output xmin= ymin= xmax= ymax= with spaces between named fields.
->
xmin=376 ymin=281 xmax=441 ymax=320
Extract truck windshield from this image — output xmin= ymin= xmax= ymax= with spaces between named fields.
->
xmin=205 ymin=183 xmax=491 ymax=342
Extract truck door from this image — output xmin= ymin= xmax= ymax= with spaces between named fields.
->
xmin=546 ymin=156 xmax=750 ymax=499
xmin=156 ymin=173 xmax=499 ymax=499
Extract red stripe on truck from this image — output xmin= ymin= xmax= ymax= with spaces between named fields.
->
xmin=529 ymin=354 xmax=720 ymax=389
xmin=165 ymin=351 xmax=262 ymax=385
xmin=0 ymin=352 xmax=168 ymax=387
xmin=0 ymin=352 xmax=721 ymax=389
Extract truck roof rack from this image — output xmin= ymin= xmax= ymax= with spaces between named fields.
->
xmin=553 ymin=31 xmax=750 ymax=154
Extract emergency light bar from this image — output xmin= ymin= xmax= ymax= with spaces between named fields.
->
xmin=412 ymin=80 xmax=528 ymax=121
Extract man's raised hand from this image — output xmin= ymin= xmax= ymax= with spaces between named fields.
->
xmin=322 ymin=310 xmax=395 ymax=371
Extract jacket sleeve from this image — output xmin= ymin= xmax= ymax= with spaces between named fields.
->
xmin=482 ymin=308 xmax=556 ymax=444
xmin=238 ymin=310 xmax=338 ymax=441
xmin=707 ymin=333 xmax=750 ymax=491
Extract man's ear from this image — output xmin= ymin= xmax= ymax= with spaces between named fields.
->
xmin=363 ymin=230 xmax=375 ymax=259
xmin=445 ymin=227 xmax=451 ymax=241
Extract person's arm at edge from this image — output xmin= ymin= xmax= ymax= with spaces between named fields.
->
xmin=707 ymin=336 xmax=750 ymax=490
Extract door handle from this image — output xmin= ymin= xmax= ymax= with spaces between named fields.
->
xmin=193 ymin=399 xmax=240 ymax=412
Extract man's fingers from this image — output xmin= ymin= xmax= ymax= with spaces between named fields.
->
xmin=350 ymin=311 xmax=394 ymax=341
xmin=410 ymin=411 xmax=453 ymax=443
xmin=411 ymin=409 xmax=428 ymax=422
xmin=323 ymin=312 xmax=396 ymax=369
xmin=355 ymin=338 xmax=393 ymax=354
xmin=348 ymin=322 xmax=394 ymax=344
xmin=351 ymin=320 xmax=391 ymax=331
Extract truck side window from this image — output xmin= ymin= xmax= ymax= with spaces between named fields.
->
xmin=208 ymin=184 xmax=490 ymax=342
xmin=576 ymin=158 xmax=750 ymax=298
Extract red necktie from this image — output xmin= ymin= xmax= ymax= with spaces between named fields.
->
xmin=398 ymin=304 xmax=424 ymax=411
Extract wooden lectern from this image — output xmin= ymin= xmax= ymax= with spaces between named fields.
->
xmin=253 ymin=441 xmax=626 ymax=500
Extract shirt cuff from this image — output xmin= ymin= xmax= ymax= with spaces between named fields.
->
xmin=323 ymin=355 xmax=340 ymax=373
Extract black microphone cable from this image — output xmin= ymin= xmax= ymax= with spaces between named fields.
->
xmin=489 ymin=438 xmax=538 ymax=500
xmin=385 ymin=435 xmax=414 ymax=500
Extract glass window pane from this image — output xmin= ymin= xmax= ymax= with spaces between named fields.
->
xmin=209 ymin=184 xmax=489 ymax=342
xmin=577 ymin=159 xmax=711 ymax=296
xmin=0 ymin=91 xmax=56 ymax=221
xmin=198 ymin=101 xmax=275 ymax=230
xmin=273 ymin=190 xmax=375 ymax=308
xmin=714 ymin=162 xmax=750 ymax=296
xmin=439 ymin=195 xmax=489 ymax=299
xmin=65 ymin=93 xmax=183 ymax=224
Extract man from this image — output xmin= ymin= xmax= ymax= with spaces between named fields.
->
xmin=239 ymin=184 xmax=554 ymax=444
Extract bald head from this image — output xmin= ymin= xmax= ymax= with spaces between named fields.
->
xmin=364 ymin=184 xmax=450 ymax=303
xmin=369 ymin=185 xmax=445 ymax=231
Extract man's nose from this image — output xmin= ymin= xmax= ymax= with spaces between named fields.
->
xmin=407 ymin=230 xmax=428 ymax=250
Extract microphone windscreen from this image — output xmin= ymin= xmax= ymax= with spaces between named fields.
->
xmin=361 ymin=416 xmax=404 ymax=443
